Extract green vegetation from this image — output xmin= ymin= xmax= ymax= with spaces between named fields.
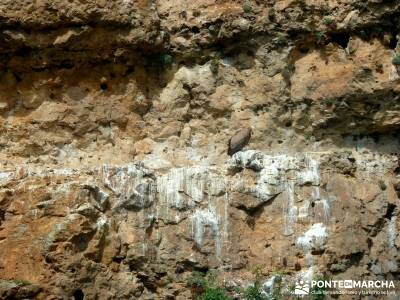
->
xmin=187 ymin=268 xmax=293 ymax=300
xmin=241 ymin=267 xmax=287 ymax=300
xmin=187 ymin=271 xmax=231 ymax=300
xmin=316 ymin=31 xmax=327 ymax=44
xmin=187 ymin=271 xmax=208 ymax=289
xmin=353 ymin=2 xmax=370 ymax=12
xmin=160 ymin=53 xmax=174 ymax=67
xmin=322 ymin=17 xmax=335 ymax=26
xmin=310 ymin=275 xmax=328 ymax=300
xmin=319 ymin=3 xmax=330 ymax=15
xmin=201 ymin=287 xmax=232 ymax=300
xmin=13 ymin=279 xmax=31 ymax=286
xmin=392 ymin=53 xmax=400 ymax=66
xmin=274 ymin=35 xmax=287 ymax=47
xmin=149 ymin=52 xmax=175 ymax=71
xmin=304 ymin=132 xmax=314 ymax=140
xmin=242 ymin=269 xmax=268 ymax=300
xmin=243 ymin=284 xmax=268 ymax=300
xmin=321 ymin=98 xmax=334 ymax=109
xmin=242 ymin=2 xmax=253 ymax=13
xmin=210 ymin=59 xmax=219 ymax=75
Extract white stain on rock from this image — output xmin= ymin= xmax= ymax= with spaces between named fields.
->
xmin=191 ymin=208 xmax=221 ymax=257
xmin=0 ymin=172 xmax=12 ymax=182
xmin=388 ymin=216 xmax=397 ymax=248
xmin=5 ymin=149 xmax=397 ymax=267
xmin=230 ymin=151 xmax=324 ymax=235
xmin=297 ymin=223 xmax=328 ymax=250
xmin=156 ymin=166 xmax=226 ymax=223
xmin=297 ymin=223 xmax=328 ymax=266
xmin=100 ymin=164 xmax=156 ymax=211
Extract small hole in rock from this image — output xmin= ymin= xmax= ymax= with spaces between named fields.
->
xmin=191 ymin=26 xmax=200 ymax=34
xmin=246 ymin=50 xmax=255 ymax=57
xmin=73 ymin=289 xmax=84 ymax=300
xmin=331 ymin=32 xmax=350 ymax=49
xmin=348 ymin=157 xmax=356 ymax=163
xmin=367 ymin=238 xmax=373 ymax=249
xmin=61 ymin=61 xmax=75 ymax=69
xmin=389 ymin=34 xmax=398 ymax=50
xmin=126 ymin=66 xmax=135 ymax=74
xmin=16 ymin=46 xmax=32 ymax=57
xmin=384 ymin=204 xmax=396 ymax=219
xmin=100 ymin=83 xmax=108 ymax=91
xmin=370 ymin=133 xmax=380 ymax=143
xmin=299 ymin=47 xmax=309 ymax=54
xmin=278 ymin=140 xmax=283 ymax=144
xmin=285 ymin=121 xmax=292 ymax=127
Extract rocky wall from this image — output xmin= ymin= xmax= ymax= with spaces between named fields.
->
xmin=0 ymin=1 xmax=400 ymax=299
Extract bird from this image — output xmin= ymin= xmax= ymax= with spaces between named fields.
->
xmin=227 ymin=127 xmax=252 ymax=156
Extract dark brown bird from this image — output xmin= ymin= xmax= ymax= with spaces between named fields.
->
xmin=227 ymin=127 xmax=252 ymax=156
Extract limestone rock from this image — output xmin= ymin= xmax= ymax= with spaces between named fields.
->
xmin=0 ymin=0 xmax=400 ymax=298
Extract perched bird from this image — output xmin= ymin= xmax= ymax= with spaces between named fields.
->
xmin=227 ymin=127 xmax=252 ymax=156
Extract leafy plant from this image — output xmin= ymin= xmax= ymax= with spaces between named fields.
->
xmin=316 ymin=31 xmax=327 ymax=44
xmin=270 ymin=275 xmax=285 ymax=300
xmin=243 ymin=2 xmax=253 ymax=13
xmin=310 ymin=275 xmax=328 ymax=300
xmin=242 ymin=267 xmax=269 ymax=300
xmin=322 ymin=17 xmax=334 ymax=26
xmin=321 ymin=98 xmax=334 ymax=109
xmin=210 ymin=59 xmax=219 ymax=74
xmin=187 ymin=268 xmax=293 ymax=300
xmin=201 ymin=287 xmax=232 ymax=300
xmin=304 ymin=132 xmax=313 ymax=140
xmin=188 ymin=272 xmax=207 ymax=288
xmin=149 ymin=52 xmax=174 ymax=71
xmin=272 ymin=269 xmax=291 ymax=277
xmin=187 ymin=271 xmax=232 ymax=300
xmin=160 ymin=53 xmax=174 ymax=67
xmin=319 ymin=3 xmax=330 ymax=15
xmin=274 ymin=35 xmax=287 ymax=47
xmin=243 ymin=285 xmax=267 ymax=300
xmin=353 ymin=2 xmax=370 ymax=12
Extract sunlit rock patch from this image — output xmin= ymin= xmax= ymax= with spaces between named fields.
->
xmin=0 ymin=149 xmax=399 ymax=298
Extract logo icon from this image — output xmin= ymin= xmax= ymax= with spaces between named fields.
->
xmin=344 ymin=280 xmax=353 ymax=289
xmin=294 ymin=280 xmax=310 ymax=295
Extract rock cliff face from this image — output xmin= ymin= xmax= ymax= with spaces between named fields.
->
xmin=0 ymin=1 xmax=400 ymax=299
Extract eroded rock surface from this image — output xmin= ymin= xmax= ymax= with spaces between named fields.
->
xmin=0 ymin=1 xmax=400 ymax=299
